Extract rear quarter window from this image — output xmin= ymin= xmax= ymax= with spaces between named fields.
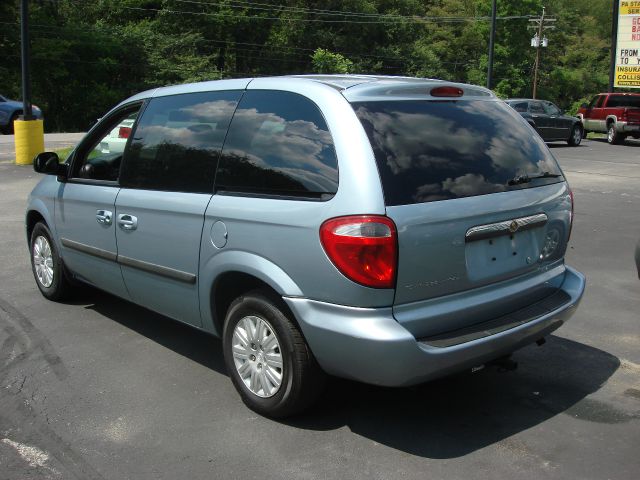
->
xmin=352 ymin=99 xmax=563 ymax=206
xmin=215 ymin=90 xmax=338 ymax=199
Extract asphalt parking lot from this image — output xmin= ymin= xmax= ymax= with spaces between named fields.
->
xmin=0 ymin=137 xmax=638 ymax=480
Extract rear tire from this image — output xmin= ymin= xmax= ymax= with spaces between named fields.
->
xmin=568 ymin=124 xmax=582 ymax=146
xmin=607 ymin=122 xmax=624 ymax=144
xmin=5 ymin=113 xmax=19 ymax=135
xmin=30 ymin=222 xmax=72 ymax=301
xmin=222 ymin=289 xmax=325 ymax=418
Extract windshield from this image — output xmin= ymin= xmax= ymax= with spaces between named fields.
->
xmin=352 ymin=99 xmax=563 ymax=206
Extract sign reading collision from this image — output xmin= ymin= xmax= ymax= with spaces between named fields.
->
xmin=615 ymin=1 xmax=640 ymax=87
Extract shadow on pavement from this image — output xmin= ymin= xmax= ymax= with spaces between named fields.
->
xmin=72 ymin=287 xmax=227 ymax=375
xmin=546 ymin=142 xmax=578 ymax=149
xmin=75 ymin=288 xmax=621 ymax=459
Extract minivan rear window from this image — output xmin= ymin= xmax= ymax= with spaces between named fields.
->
xmin=352 ymin=100 xmax=563 ymax=206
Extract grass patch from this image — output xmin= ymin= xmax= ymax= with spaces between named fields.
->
xmin=54 ymin=147 xmax=73 ymax=162
xmin=586 ymin=132 xmax=606 ymax=140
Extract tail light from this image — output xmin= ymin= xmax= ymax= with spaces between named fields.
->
xmin=619 ymin=108 xmax=628 ymax=122
xmin=118 ymin=126 xmax=132 ymax=139
xmin=568 ymin=187 xmax=574 ymax=241
xmin=320 ymin=215 xmax=397 ymax=289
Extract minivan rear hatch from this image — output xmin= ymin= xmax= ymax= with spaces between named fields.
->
xmin=347 ymin=84 xmax=571 ymax=335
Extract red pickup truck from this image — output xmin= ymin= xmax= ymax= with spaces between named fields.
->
xmin=577 ymin=93 xmax=640 ymax=144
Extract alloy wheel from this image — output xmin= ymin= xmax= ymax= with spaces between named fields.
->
xmin=231 ymin=315 xmax=283 ymax=398
xmin=573 ymin=127 xmax=582 ymax=145
xmin=33 ymin=235 xmax=54 ymax=288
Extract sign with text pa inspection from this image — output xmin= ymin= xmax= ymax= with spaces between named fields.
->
xmin=615 ymin=1 xmax=640 ymax=87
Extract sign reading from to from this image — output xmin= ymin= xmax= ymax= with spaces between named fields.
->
xmin=616 ymin=1 xmax=640 ymax=87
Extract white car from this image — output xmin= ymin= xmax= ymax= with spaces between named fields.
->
xmin=98 ymin=118 xmax=135 ymax=154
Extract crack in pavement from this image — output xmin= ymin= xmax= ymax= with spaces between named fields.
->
xmin=0 ymin=296 xmax=106 ymax=480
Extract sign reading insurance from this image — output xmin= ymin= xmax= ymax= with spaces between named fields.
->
xmin=616 ymin=1 xmax=640 ymax=87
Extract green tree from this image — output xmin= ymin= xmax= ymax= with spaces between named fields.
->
xmin=0 ymin=0 xmax=618 ymax=131
xmin=311 ymin=48 xmax=355 ymax=74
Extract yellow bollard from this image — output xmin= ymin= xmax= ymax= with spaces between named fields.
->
xmin=14 ymin=119 xmax=45 ymax=165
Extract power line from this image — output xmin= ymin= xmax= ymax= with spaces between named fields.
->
xmin=170 ymin=0 xmax=464 ymax=21
xmin=2 ymin=12 xmax=483 ymax=67
xmin=169 ymin=0 xmax=535 ymax=23
xmin=123 ymin=5 xmax=534 ymax=24
xmin=4 ymin=53 xmax=265 ymax=78
xmin=49 ymin=0 xmax=536 ymax=23
xmin=174 ymin=0 xmax=418 ymax=19
xmin=0 ymin=21 xmax=412 ymax=65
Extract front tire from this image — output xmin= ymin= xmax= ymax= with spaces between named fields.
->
xmin=222 ymin=289 xmax=325 ymax=418
xmin=568 ymin=124 xmax=583 ymax=146
xmin=30 ymin=222 xmax=71 ymax=301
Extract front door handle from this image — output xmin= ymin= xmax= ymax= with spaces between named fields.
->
xmin=117 ymin=214 xmax=138 ymax=231
xmin=96 ymin=210 xmax=113 ymax=225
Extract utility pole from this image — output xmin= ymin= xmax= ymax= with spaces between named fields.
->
xmin=15 ymin=0 xmax=44 ymax=166
xmin=608 ymin=0 xmax=620 ymax=92
xmin=486 ymin=0 xmax=497 ymax=90
xmin=20 ymin=0 xmax=34 ymax=120
xmin=528 ymin=8 xmax=556 ymax=99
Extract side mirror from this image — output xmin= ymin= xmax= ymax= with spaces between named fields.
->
xmin=580 ymin=103 xmax=588 ymax=109
xmin=33 ymin=152 xmax=67 ymax=179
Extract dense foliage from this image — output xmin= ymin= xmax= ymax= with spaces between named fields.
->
xmin=0 ymin=0 xmax=615 ymax=132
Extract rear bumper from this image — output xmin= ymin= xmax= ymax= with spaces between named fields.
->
xmin=618 ymin=121 xmax=640 ymax=133
xmin=285 ymin=266 xmax=585 ymax=387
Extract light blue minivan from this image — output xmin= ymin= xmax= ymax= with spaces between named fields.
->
xmin=27 ymin=75 xmax=585 ymax=417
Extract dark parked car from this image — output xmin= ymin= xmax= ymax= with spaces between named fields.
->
xmin=506 ymin=99 xmax=583 ymax=146
xmin=0 ymin=94 xmax=43 ymax=134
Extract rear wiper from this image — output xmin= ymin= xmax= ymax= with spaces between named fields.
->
xmin=508 ymin=171 xmax=563 ymax=186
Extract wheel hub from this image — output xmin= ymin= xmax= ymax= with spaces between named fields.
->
xmin=231 ymin=315 xmax=283 ymax=398
xmin=33 ymin=235 xmax=54 ymax=288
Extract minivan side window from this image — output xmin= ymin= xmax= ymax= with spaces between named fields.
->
xmin=72 ymin=106 xmax=141 ymax=182
xmin=120 ymin=91 xmax=242 ymax=193
xmin=215 ymin=90 xmax=339 ymax=199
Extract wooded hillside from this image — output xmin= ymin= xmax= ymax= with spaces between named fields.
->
xmin=0 ymin=1 xmax=614 ymax=131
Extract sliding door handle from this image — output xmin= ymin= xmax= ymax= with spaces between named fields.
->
xmin=117 ymin=214 xmax=138 ymax=231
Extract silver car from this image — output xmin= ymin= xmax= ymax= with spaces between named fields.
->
xmin=26 ymin=75 xmax=585 ymax=417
